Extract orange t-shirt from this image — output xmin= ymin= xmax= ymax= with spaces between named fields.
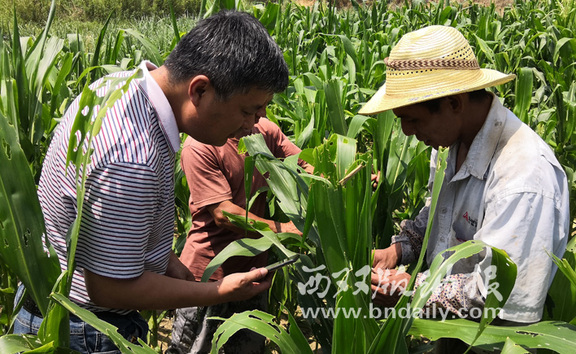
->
xmin=179 ymin=118 xmax=302 ymax=281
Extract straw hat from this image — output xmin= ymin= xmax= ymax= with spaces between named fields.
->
xmin=359 ymin=25 xmax=516 ymax=115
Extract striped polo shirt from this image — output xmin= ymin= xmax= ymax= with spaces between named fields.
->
xmin=38 ymin=61 xmax=180 ymax=313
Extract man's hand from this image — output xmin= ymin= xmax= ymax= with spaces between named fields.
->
xmin=371 ymin=171 xmax=380 ymax=190
xmin=209 ymin=200 xmax=303 ymax=237
xmin=216 ymin=268 xmax=272 ymax=303
xmin=273 ymin=220 xmax=302 ymax=236
xmin=372 ymin=243 xmax=401 ymax=270
xmin=370 ymin=268 xmax=411 ymax=307
xmin=165 ymin=251 xmax=196 ymax=281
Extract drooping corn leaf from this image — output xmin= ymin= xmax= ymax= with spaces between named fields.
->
xmin=0 ymin=334 xmax=52 ymax=354
xmin=412 ymin=241 xmax=516 ymax=346
xmin=409 ymin=318 xmax=576 ymax=352
xmin=210 ymin=310 xmax=313 ymax=354
xmin=201 ymin=235 xmax=274 ymax=282
xmin=51 ymin=293 xmax=156 ymax=354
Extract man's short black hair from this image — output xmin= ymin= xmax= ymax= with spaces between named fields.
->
xmin=164 ymin=10 xmax=289 ymax=100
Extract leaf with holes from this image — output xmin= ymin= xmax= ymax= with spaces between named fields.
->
xmin=0 ymin=110 xmax=60 ymax=316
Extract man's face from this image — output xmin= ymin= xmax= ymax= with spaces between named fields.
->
xmin=392 ymin=99 xmax=462 ymax=149
xmin=191 ymin=87 xmax=274 ymax=146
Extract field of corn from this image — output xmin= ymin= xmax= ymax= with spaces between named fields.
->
xmin=1 ymin=0 xmax=576 ymax=352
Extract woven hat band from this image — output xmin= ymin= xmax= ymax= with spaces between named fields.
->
xmin=384 ymin=57 xmax=480 ymax=71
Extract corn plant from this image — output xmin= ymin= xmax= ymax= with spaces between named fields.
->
xmin=2 ymin=0 xmax=576 ymax=352
xmin=204 ymin=139 xmax=524 ymax=352
xmin=0 ymin=0 xmax=67 ymax=338
xmin=0 ymin=1 xmax=171 ymax=351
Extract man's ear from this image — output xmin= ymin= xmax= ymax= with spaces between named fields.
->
xmin=446 ymin=93 xmax=465 ymax=114
xmin=188 ymin=75 xmax=210 ymax=106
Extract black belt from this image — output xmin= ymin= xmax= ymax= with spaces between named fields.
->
xmin=22 ymin=294 xmax=44 ymax=318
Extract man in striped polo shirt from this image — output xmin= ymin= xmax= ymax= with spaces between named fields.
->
xmin=14 ymin=11 xmax=289 ymax=353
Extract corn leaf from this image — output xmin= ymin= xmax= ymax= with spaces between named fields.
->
xmin=239 ymin=134 xmax=311 ymax=235
xmin=324 ymin=80 xmax=348 ymax=136
xmin=210 ymin=310 xmax=312 ymax=354
xmin=545 ymin=240 xmax=576 ymax=323
xmin=501 ymin=337 xmax=530 ymax=354
xmin=201 ymin=234 xmax=274 ymax=282
xmin=409 ymin=319 xmax=576 ymax=353
xmin=51 ymin=293 xmax=156 ymax=354
xmin=0 ymin=110 xmax=60 ymax=315
xmin=123 ymin=29 xmax=162 ymax=66
xmin=513 ymin=67 xmax=534 ymax=124
xmin=0 ymin=334 xmax=49 ymax=354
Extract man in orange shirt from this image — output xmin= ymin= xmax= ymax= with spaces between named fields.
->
xmin=168 ymin=117 xmax=309 ymax=353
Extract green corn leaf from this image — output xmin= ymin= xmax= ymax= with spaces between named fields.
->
xmin=0 ymin=334 xmax=48 ymax=353
xmin=210 ymin=310 xmax=313 ymax=354
xmin=347 ymin=115 xmax=373 ymax=139
xmin=308 ymin=182 xmax=348 ymax=273
xmin=295 ymin=115 xmax=315 ymax=149
xmin=303 ymin=73 xmax=324 ymax=90
xmin=324 ymin=79 xmax=348 ymax=136
xmin=240 ymin=134 xmax=311 ymax=232
xmin=256 ymin=2 xmax=280 ymax=33
xmin=547 ymin=246 xmax=576 ymax=321
xmin=336 ymin=34 xmax=359 ymax=70
xmin=90 ymin=12 xmax=114 ymax=80
xmin=168 ymin=0 xmax=180 ymax=42
xmin=37 ymin=287 xmax=71 ymax=350
xmin=368 ymin=148 xmax=448 ymax=354
xmin=550 ymin=248 xmax=576 ymax=289
xmin=411 ymin=240 xmax=516 ymax=347
xmin=123 ymin=29 xmax=163 ymax=66
xmin=243 ymin=155 xmax=256 ymax=221
xmin=40 ymin=72 xmax=141 ymax=347
xmin=51 ymin=293 xmax=156 ymax=353
xmin=345 ymin=54 xmax=357 ymax=86
xmin=0 ymin=110 xmax=60 ymax=316
xmin=335 ymin=134 xmax=357 ymax=181
xmin=544 ymin=235 xmax=576 ymax=323
xmin=553 ymin=37 xmax=576 ymax=65
xmin=474 ymin=35 xmax=495 ymax=65
xmin=545 ymin=251 xmax=576 ymax=323
xmin=501 ymin=337 xmax=530 ymax=354
xmin=409 ymin=318 xmax=576 ymax=353
xmin=513 ymin=68 xmax=534 ymax=124
xmin=225 ymin=214 xmax=297 ymax=256
xmin=49 ymin=52 xmax=74 ymax=118
xmin=201 ymin=236 xmax=275 ymax=282
xmin=110 ymin=30 xmax=126 ymax=64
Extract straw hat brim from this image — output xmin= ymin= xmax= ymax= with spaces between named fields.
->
xmin=358 ymin=68 xmax=516 ymax=115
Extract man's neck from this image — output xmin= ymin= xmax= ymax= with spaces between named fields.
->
xmin=455 ymin=95 xmax=493 ymax=171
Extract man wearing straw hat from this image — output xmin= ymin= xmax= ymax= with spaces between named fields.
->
xmin=364 ymin=25 xmax=569 ymax=325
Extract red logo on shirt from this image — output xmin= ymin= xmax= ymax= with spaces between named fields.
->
xmin=463 ymin=212 xmax=478 ymax=228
